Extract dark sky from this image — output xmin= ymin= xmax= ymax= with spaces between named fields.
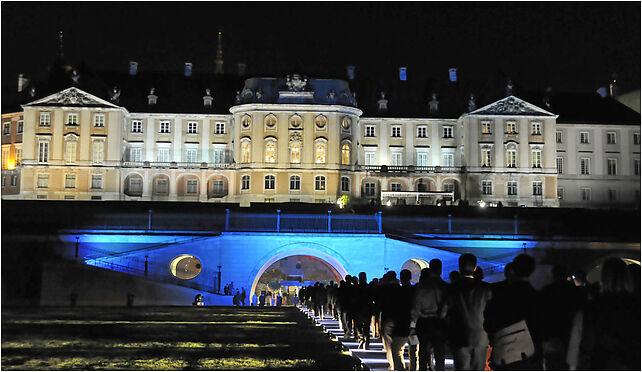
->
xmin=2 ymin=2 xmax=640 ymax=98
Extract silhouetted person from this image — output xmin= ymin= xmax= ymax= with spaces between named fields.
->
xmin=338 ymin=275 xmax=355 ymax=339
xmin=354 ymin=272 xmax=373 ymax=349
xmin=442 ymin=254 xmax=492 ymax=370
xmin=259 ymin=291 xmax=266 ymax=307
xmin=193 ymin=293 xmax=204 ymax=306
xmin=473 ymin=266 xmax=484 ymax=281
xmin=449 ymin=270 xmax=460 ymax=283
xmin=381 ymin=269 xmax=416 ymax=370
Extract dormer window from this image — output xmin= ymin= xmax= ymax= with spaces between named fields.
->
xmin=66 ymin=113 xmax=79 ymax=125
xmin=203 ymin=88 xmax=213 ymax=107
xmin=148 ymin=88 xmax=158 ymax=105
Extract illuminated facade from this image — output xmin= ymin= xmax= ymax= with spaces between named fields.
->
xmin=1 ymin=111 xmax=23 ymax=196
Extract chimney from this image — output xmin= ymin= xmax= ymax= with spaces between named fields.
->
xmin=17 ymin=74 xmax=29 ymax=92
xmin=467 ymin=94 xmax=476 ymax=112
xmin=237 ymin=63 xmax=246 ymax=77
xmin=377 ymin=91 xmax=388 ymax=113
xmin=506 ymin=79 xmax=514 ymax=96
xmin=399 ymin=67 xmax=407 ymax=81
xmin=129 ymin=61 xmax=138 ymax=76
xmin=429 ymin=93 xmax=439 ymax=114
xmin=203 ymin=88 xmax=213 ymax=107
xmin=609 ymin=73 xmax=617 ymax=97
xmin=449 ymin=68 xmax=457 ymax=82
xmin=147 ymin=88 xmax=158 ymax=105
xmin=346 ymin=65 xmax=355 ymax=81
xmin=184 ymin=62 xmax=193 ymax=77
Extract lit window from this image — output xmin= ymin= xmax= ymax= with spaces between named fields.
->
xmin=391 ymin=182 xmax=402 ymax=192
xmin=241 ymin=115 xmax=252 ymax=129
xmin=607 ymin=158 xmax=617 ymax=175
xmin=580 ymin=158 xmax=590 ymax=175
xmin=65 ymin=140 xmax=77 ymax=164
xmin=341 ymin=177 xmax=350 ymax=192
xmin=187 ymin=121 xmax=198 ymax=134
xmin=481 ymin=149 xmax=492 ymax=167
xmin=212 ymin=147 xmax=226 ymax=164
xmin=365 ymin=125 xmax=375 ymax=137
xmin=556 ymin=131 xmax=562 ymax=143
xmin=66 ymin=113 xmax=78 ymax=125
xmin=580 ymin=131 xmax=590 ymax=144
xmin=186 ymin=148 xmax=199 ymax=163
xmin=15 ymin=149 xmax=22 ymax=165
xmin=91 ymin=174 xmax=103 ymax=189
xmin=608 ymin=189 xmax=617 ymax=201
xmin=241 ymin=175 xmax=250 ymax=190
xmin=341 ymin=144 xmax=350 ymax=165
xmin=532 ymin=181 xmax=542 ymax=196
xmin=315 ymin=140 xmax=326 ymax=164
xmin=92 ymin=141 xmax=104 ymax=164
xmin=186 ymin=179 xmax=198 ymax=194
xmin=365 ymin=150 xmax=376 ymax=165
xmin=1 ymin=149 xmax=8 ymax=169
xmin=65 ymin=174 xmax=76 ymax=189
xmin=556 ymin=157 xmax=564 ymax=174
xmin=265 ymin=114 xmax=277 ymax=129
xmin=290 ymin=143 xmax=301 ymax=164
xmin=290 ymin=175 xmax=300 ymax=190
xmin=482 ymin=180 xmax=492 ymax=195
xmin=442 ymin=126 xmax=453 ymax=138
xmin=341 ymin=117 xmax=351 ymax=130
xmin=39 ymin=112 xmax=51 ymax=126
xmin=130 ymin=147 xmax=142 ymax=162
xmin=315 ymin=115 xmax=326 ymax=129
xmin=399 ymin=67 xmax=407 ymax=81
xmin=531 ymin=149 xmax=542 ymax=168
xmin=442 ymin=152 xmax=454 ymax=167
xmin=131 ymin=120 xmax=143 ymax=133
xmin=290 ymin=115 xmax=302 ymax=128
xmin=506 ymin=149 xmax=517 ymax=168
xmin=241 ymin=140 xmax=251 ymax=163
xmin=265 ymin=140 xmax=276 ymax=163
xmin=531 ymin=122 xmax=542 ymax=135
xmin=94 ymin=113 xmax=105 ymax=127
xmin=17 ymin=120 xmax=23 ymax=133
xmin=364 ymin=182 xmax=376 ymax=196
xmin=3 ymin=123 xmax=10 ymax=135
xmin=391 ymin=126 xmax=402 ymax=137
xmin=157 ymin=147 xmax=170 ymax=162
xmin=416 ymin=151 xmax=429 ymax=166
xmin=417 ymin=126 xmax=427 ymax=138
xmin=159 ymin=120 xmax=171 ymax=133
xmin=214 ymin=122 xmax=226 ymax=134
xmin=606 ymin=131 xmax=616 ymax=145
xmin=37 ymin=174 xmax=49 ymax=188
xmin=507 ymin=181 xmax=518 ymax=196
xmin=634 ymin=133 xmax=641 ymax=145
xmin=390 ymin=151 xmax=403 ymax=166
xmin=264 ymin=175 xmax=275 ymax=190
xmin=506 ymin=121 xmax=517 ymax=134
xmin=581 ymin=188 xmax=591 ymax=201
xmin=315 ymin=176 xmax=326 ymax=191
xmin=481 ymin=121 xmax=492 ymax=134
xmin=38 ymin=141 xmax=49 ymax=163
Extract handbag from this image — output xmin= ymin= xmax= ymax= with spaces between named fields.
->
xmin=491 ymin=320 xmax=535 ymax=366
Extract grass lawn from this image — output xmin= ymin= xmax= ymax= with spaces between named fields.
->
xmin=1 ymin=306 xmax=361 ymax=370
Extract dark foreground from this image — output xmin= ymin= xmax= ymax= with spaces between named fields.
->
xmin=1 ymin=306 xmax=360 ymax=370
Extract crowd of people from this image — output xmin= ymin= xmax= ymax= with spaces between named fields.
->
xmin=298 ymin=253 xmax=640 ymax=371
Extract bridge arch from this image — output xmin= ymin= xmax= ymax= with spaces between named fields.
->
xmin=247 ymin=242 xmax=350 ymax=302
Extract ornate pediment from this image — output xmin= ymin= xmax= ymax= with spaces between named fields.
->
xmin=470 ymin=96 xmax=555 ymax=117
xmin=286 ymin=74 xmax=307 ymax=91
xmin=25 ymin=87 xmax=120 ymax=108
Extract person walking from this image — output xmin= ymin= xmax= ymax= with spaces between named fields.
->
xmin=354 ymin=272 xmax=373 ymax=349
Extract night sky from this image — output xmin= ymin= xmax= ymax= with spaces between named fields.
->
xmin=1 ymin=2 xmax=640 ymax=99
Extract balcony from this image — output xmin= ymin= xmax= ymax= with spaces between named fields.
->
xmin=360 ymin=165 xmax=462 ymax=174
xmin=121 ymin=161 xmax=233 ymax=169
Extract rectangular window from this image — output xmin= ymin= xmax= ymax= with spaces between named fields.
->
xmin=442 ymin=152 xmax=454 ymax=167
xmin=506 ymin=150 xmax=517 ymax=168
xmin=532 ymin=181 xmax=543 ymax=196
xmin=185 ymin=148 xmax=199 ymax=163
xmin=214 ymin=122 xmax=226 ymax=135
xmin=212 ymin=148 xmax=226 ymax=164
xmin=580 ymin=158 xmax=590 ymax=175
xmin=65 ymin=141 xmax=77 ymax=164
xmin=391 ymin=182 xmax=402 ymax=192
xmin=557 ymin=187 xmax=564 ymax=200
xmin=482 ymin=180 xmax=493 ymax=195
xmin=580 ymin=131 xmax=590 ymax=144
xmin=608 ymin=189 xmax=617 ymax=201
xmin=157 ymin=147 xmax=170 ymax=162
xmin=131 ymin=120 xmax=143 ymax=133
xmin=37 ymin=174 xmax=49 ymax=188
xmin=442 ymin=126 xmax=453 ymax=138
xmin=417 ymin=126 xmax=427 ymax=138
xmin=507 ymin=181 xmax=518 ymax=196
xmin=93 ymin=113 xmax=105 ymax=127
xmin=65 ymin=174 xmax=76 ymax=188
xmin=390 ymin=151 xmax=403 ymax=166
xmin=3 ymin=123 xmax=10 ymax=134
xmin=10 ymin=175 xmax=17 ymax=186
xmin=315 ymin=176 xmax=326 ymax=191
xmin=159 ymin=120 xmax=171 ymax=133
xmin=506 ymin=121 xmax=517 ymax=134
xmin=66 ymin=113 xmax=78 ymax=125
xmin=581 ymin=188 xmax=591 ymax=201
xmin=130 ymin=147 xmax=142 ymax=162
xmin=634 ymin=133 xmax=641 ymax=145
xmin=607 ymin=158 xmax=617 ymax=175
xmin=556 ymin=131 xmax=562 ymax=143
xmin=15 ymin=148 xmax=21 ymax=165
xmin=211 ymin=180 xmax=224 ymax=195
xmin=481 ymin=149 xmax=491 ymax=167
xmin=186 ymin=179 xmax=198 ymax=194
xmin=289 ymin=176 xmax=300 ymax=190
xmin=92 ymin=141 xmax=104 ymax=164
xmin=241 ymin=175 xmax=250 ymax=190
xmin=156 ymin=179 xmax=169 ymax=194
xmin=556 ymin=157 xmax=564 ymax=174
xmin=91 ymin=175 xmax=103 ymax=189
xmin=391 ymin=126 xmax=402 ymax=138
xmin=635 ymin=159 xmax=640 ymax=176
xmin=187 ymin=121 xmax=198 ymax=134
xmin=532 ymin=149 xmax=542 ymax=168
xmin=365 ymin=150 xmax=376 ymax=165
xmin=38 ymin=141 xmax=49 ymax=163
xmin=416 ymin=151 xmax=429 ymax=166
xmin=606 ymin=131 xmax=616 ymax=145
xmin=531 ymin=122 xmax=542 ymax=135
xmin=481 ymin=121 xmax=492 ymax=134
xmin=341 ymin=177 xmax=350 ymax=192
xmin=2 ymin=148 xmax=9 ymax=169
xmin=264 ymin=175 xmax=275 ymax=190
xmin=365 ymin=125 xmax=375 ymax=137
xmin=39 ymin=112 xmax=51 ymax=126
xmin=17 ymin=120 xmax=23 ymax=133
xmin=64 ymin=195 xmax=75 ymax=200
xmin=364 ymin=182 xmax=376 ymax=197
xmin=443 ymin=183 xmax=454 ymax=193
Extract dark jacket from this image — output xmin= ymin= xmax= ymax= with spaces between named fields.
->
xmin=410 ymin=277 xmax=447 ymax=326
xmin=442 ymin=276 xmax=492 ymax=348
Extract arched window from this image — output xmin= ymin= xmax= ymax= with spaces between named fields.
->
xmin=240 ymin=139 xmax=251 ymax=163
xmin=265 ymin=114 xmax=277 ymax=129
xmin=341 ymin=144 xmax=350 ymax=165
xmin=265 ymin=139 xmax=276 ymax=163
xmin=315 ymin=115 xmax=327 ymax=129
xmin=264 ymin=175 xmax=275 ymax=190
xmin=289 ymin=114 xmax=302 ymax=128
xmin=241 ymin=175 xmax=250 ymax=190
xmin=315 ymin=140 xmax=327 ymax=164
xmin=290 ymin=142 xmax=301 ymax=164
xmin=289 ymin=175 xmax=301 ymax=190
xmin=64 ymin=135 xmax=78 ymax=164
xmin=315 ymin=176 xmax=326 ymax=191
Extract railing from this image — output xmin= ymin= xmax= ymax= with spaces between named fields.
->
xmin=121 ymin=161 xmax=233 ymax=169
xmin=361 ymin=165 xmax=463 ymax=173
xmin=227 ymin=210 xmax=382 ymax=233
